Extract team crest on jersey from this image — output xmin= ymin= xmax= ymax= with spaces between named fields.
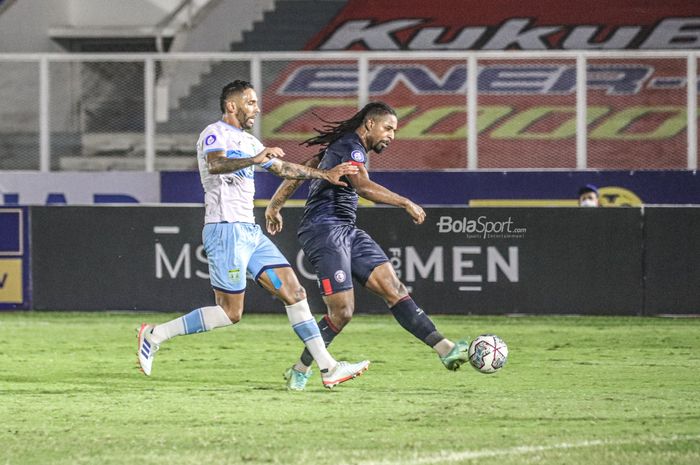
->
xmin=228 ymin=268 xmax=241 ymax=282
xmin=205 ymin=135 xmax=217 ymax=145
xmin=350 ymin=150 xmax=365 ymax=163
xmin=334 ymin=270 xmax=347 ymax=283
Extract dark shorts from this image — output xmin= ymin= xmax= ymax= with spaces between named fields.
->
xmin=299 ymin=224 xmax=388 ymax=296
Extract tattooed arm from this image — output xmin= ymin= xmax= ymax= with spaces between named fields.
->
xmin=265 ymin=153 xmax=323 ymax=235
xmin=207 ymin=147 xmax=285 ymax=174
xmin=264 ymin=157 xmax=355 ymax=184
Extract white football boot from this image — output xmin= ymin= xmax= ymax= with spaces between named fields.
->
xmin=137 ymin=323 xmax=160 ymax=376
xmin=321 ymin=360 xmax=370 ymax=389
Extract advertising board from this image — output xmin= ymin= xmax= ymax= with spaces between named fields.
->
xmin=253 ymin=1 xmax=700 ymax=170
xmin=0 ymin=207 xmax=30 ymax=309
xmin=0 ymin=172 xmax=159 ymax=205
xmin=31 ymin=206 xmax=644 ymax=314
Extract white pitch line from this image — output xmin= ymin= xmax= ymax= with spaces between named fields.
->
xmin=349 ymin=434 xmax=700 ymax=465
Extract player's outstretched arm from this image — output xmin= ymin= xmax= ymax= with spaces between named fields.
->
xmin=207 ymin=147 xmax=285 ymax=174
xmin=348 ymin=164 xmax=426 ymax=224
xmin=265 ymin=158 xmax=357 ymax=184
xmin=265 ymin=153 xmax=323 ymax=235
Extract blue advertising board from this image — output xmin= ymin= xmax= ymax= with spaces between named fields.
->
xmin=0 ymin=207 xmax=30 ymax=309
xmin=161 ymin=170 xmax=700 ymax=206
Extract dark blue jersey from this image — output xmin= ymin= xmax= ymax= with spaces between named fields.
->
xmin=299 ymin=132 xmax=367 ymax=232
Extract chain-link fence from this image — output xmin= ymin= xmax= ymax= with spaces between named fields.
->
xmin=0 ymin=51 xmax=697 ymax=171
xmin=0 ymin=59 xmax=39 ymax=170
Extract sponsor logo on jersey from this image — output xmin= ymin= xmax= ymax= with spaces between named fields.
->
xmin=205 ymin=135 xmax=217 ymax=145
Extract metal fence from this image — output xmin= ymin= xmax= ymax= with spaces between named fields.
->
xmin=0 ymin=51 xmax=697 ymax=171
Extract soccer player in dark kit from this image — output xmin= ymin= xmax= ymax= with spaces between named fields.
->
xmin=265 ymin=102 xmax=470 ymax=390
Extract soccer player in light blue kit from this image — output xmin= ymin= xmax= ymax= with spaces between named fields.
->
xmin=137 ymin=80 xmax=369 ymax=388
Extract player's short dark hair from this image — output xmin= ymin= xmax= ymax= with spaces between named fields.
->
xmin=219 ymin=80 xmax=253 ymax=113
xmin=578 ymin=184 xmax=599 ymax=197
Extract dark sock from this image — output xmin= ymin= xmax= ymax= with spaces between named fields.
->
xmin=390 ymin=296 xmax=444 ymax=347
xmin=300 ymin=315 xmax=341 ymax=367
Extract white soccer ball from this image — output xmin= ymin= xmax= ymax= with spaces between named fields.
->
xmin=468 ymin=334 xmax=508 ymax=374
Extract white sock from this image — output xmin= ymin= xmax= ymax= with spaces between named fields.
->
xmin=151 ymin=305 xmax=232 ymax=344
xmin=285 ymin=299 xmax=336 ymax=372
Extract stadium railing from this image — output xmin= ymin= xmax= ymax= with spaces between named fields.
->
xmin=0 ymin=50 xmax=697 ymax=172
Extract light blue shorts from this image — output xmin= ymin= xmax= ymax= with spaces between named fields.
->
xmin=202 ymin=222 xmax=290 ymax=294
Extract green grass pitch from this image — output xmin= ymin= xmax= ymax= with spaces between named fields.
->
xmin=1 ymin=312 xmax=699 ymax=465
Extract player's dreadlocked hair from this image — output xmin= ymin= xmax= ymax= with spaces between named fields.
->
xmin=302 ymin=102 xmax=397 ymax=149
xmin=219 ymin=80 xmax=253 ymax=113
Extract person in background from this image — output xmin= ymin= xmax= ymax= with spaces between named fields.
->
xmin=578 ymin=184 xmax=600 ymax=207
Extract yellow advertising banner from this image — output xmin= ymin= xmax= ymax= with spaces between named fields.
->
xmin=0 ymin=259 xmax=23 ymax=304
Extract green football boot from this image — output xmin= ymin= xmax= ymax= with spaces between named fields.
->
xmin=284 ymin=366 xmax=313 ymax=391
xmin=440 ymin=339 xmax=470 ymax=371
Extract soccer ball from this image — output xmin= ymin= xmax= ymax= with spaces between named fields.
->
xmin=468 ymin=334 xmax=508 ymax=374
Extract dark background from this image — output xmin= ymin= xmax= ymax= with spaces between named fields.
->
xmin=30 ymin=206 xmax=697 ymax=314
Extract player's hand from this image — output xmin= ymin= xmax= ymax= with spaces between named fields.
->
xmin=265 ymin=206 xmax=283 ymax=235
xmin=324 ymin=162 xmax=359 ymax=186
xmin=254 ymin=147 xmax=285 ymax=164
xmin=405 ymin=201 xmax=426 ymax=224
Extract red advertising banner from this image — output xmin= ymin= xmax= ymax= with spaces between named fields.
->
xmin=307 ymin=0 xmax=700 ymax=51
xmin=259 ymin=1 xmax=699 ymax=170
xmin=261 ymin=57 xmax=694 ymax=169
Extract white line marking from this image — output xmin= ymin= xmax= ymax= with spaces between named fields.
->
xmin=349 ymin=435 xmax=700 ymax=465
xmin=153 ymin=226 xmax=180 ymax=234
xmin=458 ymin=286 xmax=482 ymax=291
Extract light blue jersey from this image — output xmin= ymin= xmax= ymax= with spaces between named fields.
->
xmin=197 ymin=120 xmax=288 ymax=292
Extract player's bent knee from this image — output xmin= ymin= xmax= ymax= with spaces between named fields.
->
xmin=277 ymin=285 xmax=307 ymax=306
xmin=385 ymin=281 xmax=409 ymax=306
xmin=291 ymin=285 xmax=307 ymax=302
xmin=261 ymin=267 xmax=307 ymax=305
xmin=330 ymin=303 xmax=354 ymax=327
xmin=221 ymin=307 xmax=242 ymax=324
xmin=371 ymin=278 xmax=408 ymax=307
xmin=367 ymin=263 xmax=408 ymax=305
xmin=323 ymin=290 xmax=355 ymax=328
xmin=215 ymin=294 xmax=244 ymax=324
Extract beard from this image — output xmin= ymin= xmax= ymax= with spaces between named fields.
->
xmin=237 ymin=111 xmax=255 ymax=129
xmin=374 ymin=141 xmax=389 ymax=153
